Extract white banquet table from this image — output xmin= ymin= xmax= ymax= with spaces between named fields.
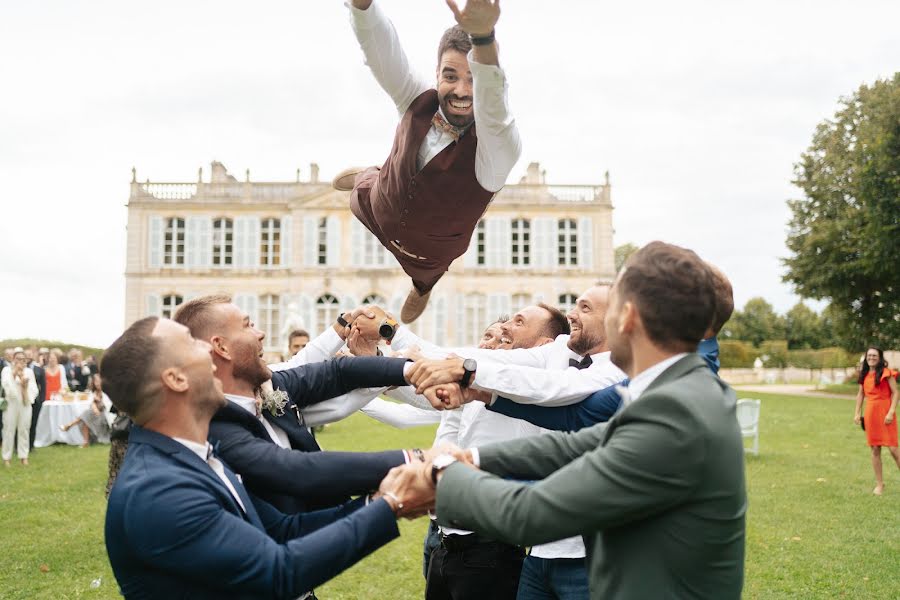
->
xmin=34 ymin=398 xmax=93 ymax=447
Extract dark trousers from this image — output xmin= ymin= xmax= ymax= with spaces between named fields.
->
xmin=425 ymin=534 xmax=524 ymax=600
xmin=516 ymin=556 xmax=590 ymax=600
xmin=29 ymin=397 xmax=43 ymax=449
xmin=423 ymin=520 xmax=441 ymax=579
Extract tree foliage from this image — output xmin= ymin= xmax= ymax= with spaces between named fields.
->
xmin=783 ymin=74 xmax=900 ymax=350
xmin=725 ymin=297 xmax=786 ymax=347
xmin=614 ymin=243 xmax=639 ymax=272
xmin=785 ymin=302 xmax=823 ymax=349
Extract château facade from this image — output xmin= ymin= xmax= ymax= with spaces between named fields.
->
xmin=124 ymin=161 xmax=616 ymax=357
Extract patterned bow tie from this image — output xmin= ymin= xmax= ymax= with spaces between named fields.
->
xmin=432 ymin=112 xmax=462 ymax=142
xmin=569 ymin=356 xmax=593 ymax=370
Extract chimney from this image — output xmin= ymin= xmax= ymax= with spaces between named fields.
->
xmin=309 ymin=162 xmax=320 ymax=184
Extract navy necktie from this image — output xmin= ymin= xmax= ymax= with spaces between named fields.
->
xmin=569 ymin=356 xmax=593 ymax=370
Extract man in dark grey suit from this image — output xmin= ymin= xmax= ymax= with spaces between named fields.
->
xmin=378 ymin=241 xmax=747 ymax=599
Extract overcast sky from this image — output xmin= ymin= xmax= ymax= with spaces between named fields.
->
xmin=1 ymin=0 xmax=897 ymax=348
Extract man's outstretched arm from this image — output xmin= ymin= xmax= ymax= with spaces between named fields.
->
xmin=446 ymin=0 xmax=521 ymax=192
xmin=348 ymin=0 xmax=431 ymax=115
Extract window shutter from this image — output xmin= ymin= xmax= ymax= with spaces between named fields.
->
xmin=247 ymin=217 xmax=261 ymax=267
xmin=299 ymin=294 xmax=315 ymax=336
xmin=233 ymin=217 xmax=248 ymax=267
xmin=281 ymin=216 xmax=292 ymax=267
xmin=578 ymin=216 xmax=593 ymax=270
xmin=185 ymin=217 xmax=199 ymax=268
xmin=148 ymin=216 xmax=163 ymax=268
xmin=146 ymin=294 xmax=160 ymax=317
xmin=326 ymin=215 xmax=341 ymax=267
xmin=199 ymin=216 xmax=212 ymax=268
xmin=303 ymin=216 xmax=318 ymax=267
xmin=488 ymin=293 xmax=509 ymax=322
xmin=455 ymin=293 xmax=466 ymax=346
xmin=541 ymin=218 xmax=558 ymax=268
xmin=463 ymin=229 xmax=478 ymax=268
xmin=351 ymin=219 xmax=363 ymax=267
xmin=497 ymin=217 xmax=511 ymax=268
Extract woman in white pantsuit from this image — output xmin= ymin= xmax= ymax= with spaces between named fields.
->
xmin=1 ymin=349 xmax=39 ymax=466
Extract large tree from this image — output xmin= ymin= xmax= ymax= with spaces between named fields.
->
xmin=614 ymin=243 xmax=639 ymax=272
xmin=728 ymin=297 xmax=786 ymax=347
xmin=784 ymin=302 xmax=822 ymax=349
xmin=784 ymin=74 xmax=900 ymax=350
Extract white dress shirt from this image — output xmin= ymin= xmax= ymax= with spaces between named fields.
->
xmin=348 ymin=0 xmax=521 ymax=192
xmin=225 ymin=393 xmax=292 ymax=450
xmin=390 ymin=329 xmax=628 ymax=407
xmin=626 ymin=353 xmax=689 ymax=404
xmin=172 ymin=436 xmax=246 ymax=513
xmin=360 ymin=397 xmax=441 ymax=429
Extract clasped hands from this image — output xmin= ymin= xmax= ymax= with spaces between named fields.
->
xmin=377 ymin=444 xmax=476 ymax=518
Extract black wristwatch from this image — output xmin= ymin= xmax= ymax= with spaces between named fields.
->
xmin=460 ymin=358 xmax=477 ymax=388
xmin=336 ymin=313 xmax=350 ymax=328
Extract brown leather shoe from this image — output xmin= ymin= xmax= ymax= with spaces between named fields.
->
xmin=332 ymin=167 xmax=367 ymax=192
xmin=401 ymin=287 xmax=432 ymax=323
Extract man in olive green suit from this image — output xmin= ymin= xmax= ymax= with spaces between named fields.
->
xmin=377 ymin=241 xmax=747 ymax=599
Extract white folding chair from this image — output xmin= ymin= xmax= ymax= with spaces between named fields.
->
xmin=736 ymin=399 xmax=761 ymax=456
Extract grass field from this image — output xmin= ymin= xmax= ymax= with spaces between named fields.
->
xmin=1 ymin=392 xmax=898 ymax=599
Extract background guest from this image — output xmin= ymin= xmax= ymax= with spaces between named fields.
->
xmin=60 ymin=374 xmax=112 ymax=448
xmin=853 ymin=347 xmax=900 ymax=495
xmin=25 ymin=347 xmax=46 ymax=451
xmin=66 ymin=348 xmax=90 ymax=391
xmin=287 ymin=329 xmax=311 ymax=358
xmin=1 ymin=349 xmax=39 ymax=466
xmin=44 ymin=351 xmax=68 ymax=400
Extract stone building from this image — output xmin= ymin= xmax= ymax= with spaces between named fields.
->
xmin=124 ymin=161 xmax=615 ymax=357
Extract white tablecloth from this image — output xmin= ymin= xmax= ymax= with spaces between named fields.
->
xmin=34 ymin=399 xmax=92 ymax=447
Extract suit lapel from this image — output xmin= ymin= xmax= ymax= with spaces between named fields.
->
xmin=266 ymin=401 xmax=320 ymax=452
xmin=130 ymin=427 xmax=259 ymax=525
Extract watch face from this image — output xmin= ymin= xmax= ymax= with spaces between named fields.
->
xmin=463 ymin=358 xmax=476 ymax=372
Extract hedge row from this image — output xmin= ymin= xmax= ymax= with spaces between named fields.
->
xmin=718 ymin=340 xmax=853 ymax=369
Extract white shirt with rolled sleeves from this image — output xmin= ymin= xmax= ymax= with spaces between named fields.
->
xmin=347 ymin=0 xmax=521 ymax=192
xmin=389 ymin=329 xmax=627 ymax=407
xmin=268 ymin=327 xmax=439 ymax=428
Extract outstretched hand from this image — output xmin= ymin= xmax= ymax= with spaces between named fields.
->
xmin=445 ymin=0 xmax=500 ymax=36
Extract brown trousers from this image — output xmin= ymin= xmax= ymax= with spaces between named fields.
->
xmin=349 ymin=168 xmax=448 ymax=294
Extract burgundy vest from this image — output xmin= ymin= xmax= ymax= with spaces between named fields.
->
xmin=365 ymin=89 xmax=495 ymax=263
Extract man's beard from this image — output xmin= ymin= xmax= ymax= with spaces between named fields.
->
xmin=439 ymin=94 xmax=475 ymax=128
xmin=233 ymin=351 xmax=271 ymax=390
xmin=568 ymin=330 xmax=603 ymax=357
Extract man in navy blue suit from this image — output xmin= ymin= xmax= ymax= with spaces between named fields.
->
xmin=174 ymin=294 xmax=421 ymax=513
xmin=103 ymin=316 xmax=406 ymax=599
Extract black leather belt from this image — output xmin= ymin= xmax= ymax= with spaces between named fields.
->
xmin=440 ymin=532 xmax=520 ymax=553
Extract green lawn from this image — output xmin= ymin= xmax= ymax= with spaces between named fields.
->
xmin=1 ymin=393 xmax=897 ymax=599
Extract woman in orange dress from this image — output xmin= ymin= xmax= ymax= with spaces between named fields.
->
xmin=853 ymin=347 xmax=899 ymax=495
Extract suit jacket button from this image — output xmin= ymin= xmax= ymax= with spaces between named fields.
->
xmin=400 ymin=221 xmax=406 ymax=227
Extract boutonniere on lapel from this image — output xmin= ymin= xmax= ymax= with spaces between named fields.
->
xmin=260 ymin=388 xmax=289 ymax=417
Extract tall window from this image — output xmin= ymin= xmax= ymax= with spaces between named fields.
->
xmin=164 ymin=218 xmax=185 ymax=266
xmin=511 ymin=293 xmax=531 ymax=311
xmin=317 ymin=218 xmax=328 ymax=265
xmin=259 ymin=294 xmax=280 ymax=350
xmin=476 ymin=220 xmax=486 ymax=266
xmin=362 ymin=294 xmax=387 ymax=306
xmin=212 ymin=218 xmax=233 ymax=266
xmin=511 ymin=219 xmax=530 ymax=266
xmin=558 ymin=219 xmax=578 ymax=266
xmin=464 ymin=293 xmax=488 ymax=346
xmin=161 ymin=294 xmax=183 ymax=318
xmin=260 ymin=218 xmax=281 ymax=266
xmin=315 ymin=294 xmax=340 ymax=334
xmin=558 ymin=293 xmax=577 ymax=313
xmin=363 ymin=231 xmax=391 ymax=267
